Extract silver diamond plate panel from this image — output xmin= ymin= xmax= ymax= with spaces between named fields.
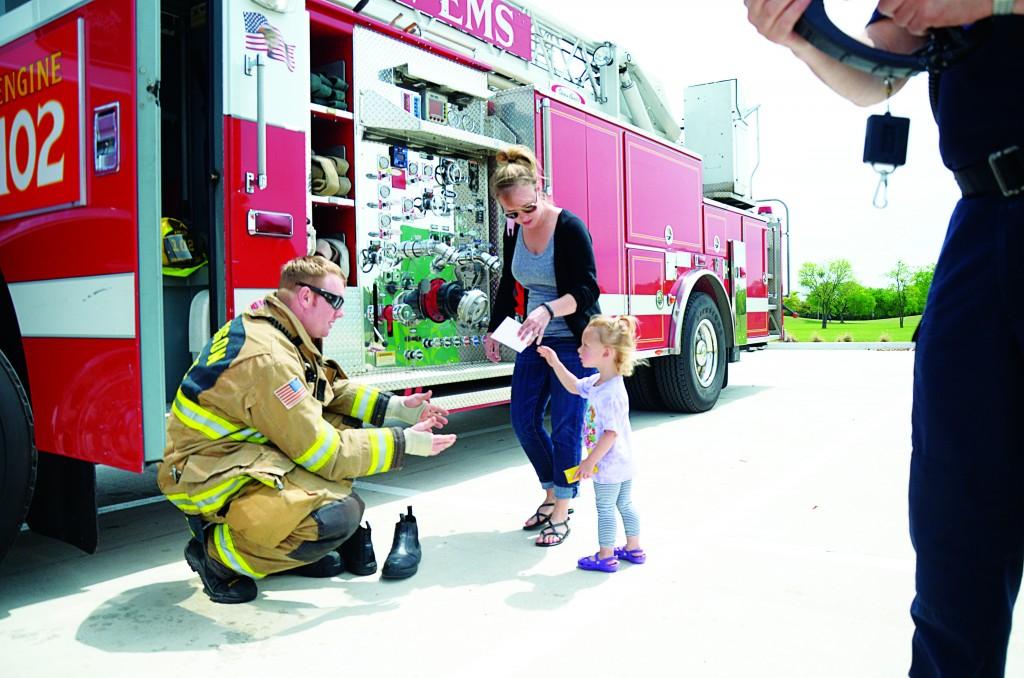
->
xmin=359 ymin=89 xmax=507 ymax=154
xmin=349 ymin=362 xmax=513 ymax=390
xmin=322 ymin=285 xmax=370 ymax=374
xmin=430 ymin=386 xmax=511 ymax=412
xmin=484 ymin=115 xmax=518 ymax=146
xmin=491 ymin=86 xmax=539 ymax=147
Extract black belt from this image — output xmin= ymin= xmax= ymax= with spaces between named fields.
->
xmin=954 ymin=145 xmax=1024 ymax=198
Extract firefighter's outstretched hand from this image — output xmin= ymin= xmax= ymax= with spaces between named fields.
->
xmin=405 ymin=390 xmax=449 ymax=426
xmin=405 ymin=417 xmax=456 ymax=456
xmin=430 ymin=432 xmax=457 ymax=455
xmin=412 ymin=415 xmax=444 ymax=432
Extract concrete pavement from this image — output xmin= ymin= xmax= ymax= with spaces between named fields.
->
xmin=2 ymin=348 xmax=1021 ymax=677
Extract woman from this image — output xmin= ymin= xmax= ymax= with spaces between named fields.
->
xmin=484 ymin=145 xmax=601 ymax=547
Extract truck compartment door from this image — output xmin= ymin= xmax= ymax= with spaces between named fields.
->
xmin=0 ymin=0 xmax=159 ymax=471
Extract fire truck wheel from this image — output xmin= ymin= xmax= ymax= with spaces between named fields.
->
xmin=0 ymin=349 xmax=36 ymax=563
xmin=655 ymin=292 xmax=726 ymax=413
xmin=623 ymin=363 xmax=664 ymax=411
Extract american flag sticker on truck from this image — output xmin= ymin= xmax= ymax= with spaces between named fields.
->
xmin=274 ymin=377 xmax=307 ymax=409
xmin=244 ymin=11 xmax=296 ymax=71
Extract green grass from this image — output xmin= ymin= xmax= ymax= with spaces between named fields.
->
xmin=782 ymin=315 xmax=921 ymax=342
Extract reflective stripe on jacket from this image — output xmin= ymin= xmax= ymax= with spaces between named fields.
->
xmin=158 ymin=293 xmax=405 ymax=520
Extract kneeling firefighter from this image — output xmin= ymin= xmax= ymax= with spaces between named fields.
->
xmin=159 ymin=255 xmax=456 ymax=603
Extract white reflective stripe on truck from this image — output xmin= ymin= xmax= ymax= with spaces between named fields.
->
xmin=9 ymin=272 xmax=136 ymax=338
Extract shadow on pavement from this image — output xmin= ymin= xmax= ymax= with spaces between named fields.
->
xmin=74 ymin=527 xmax=602 ymax=651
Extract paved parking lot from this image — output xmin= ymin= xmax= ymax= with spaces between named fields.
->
xmin=2 ymin=348 xmax=1021 ymax=676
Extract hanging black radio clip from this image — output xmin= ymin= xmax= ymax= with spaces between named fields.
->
xmin=793 ymin=1 xmax=985 ymax=207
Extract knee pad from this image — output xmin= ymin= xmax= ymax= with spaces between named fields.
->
xmin=312 ymin=496 xmax=364 ymax=543
xmin=287 ymin=496 xmax=364 ymax=563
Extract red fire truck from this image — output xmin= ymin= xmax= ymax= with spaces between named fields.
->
xmin=0 ymin=0 xmax=784 ymax=561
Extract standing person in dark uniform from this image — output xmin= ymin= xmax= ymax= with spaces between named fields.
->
xmin=746 ymin=1 xmax=1024 ymax=675
xmin=484 ymin=144 xmax=601 ymax=547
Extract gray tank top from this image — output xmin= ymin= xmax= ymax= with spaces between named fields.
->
xmin=511 ymin=227 xmax=572 ymax=338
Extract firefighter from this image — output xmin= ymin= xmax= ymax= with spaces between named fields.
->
xmin=746 ymin=2 xmax=1024 ymax=675
xmin=158 ymin=255 xmax=456 ymax=604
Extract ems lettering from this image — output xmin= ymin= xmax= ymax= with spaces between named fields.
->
xmin=438 ymin=0 xmax=516 ymax=46
xmin=493 ymin=4 xmax=514 ymax=48
xmin=438 ymin=0 xmax=464 ymax=24
xmin=466 ymin=0 xmax=493 ymax=40
xmin=0 ymin=99 xmax=65 ymax=196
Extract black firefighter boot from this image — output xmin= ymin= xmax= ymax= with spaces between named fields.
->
xmin=381 ymin=506 xmax=421 ymax=580
xmin=184 ymin=538 xmax=258 ymax=604
xmin=338 ymin=522 xmax=377 ymax=576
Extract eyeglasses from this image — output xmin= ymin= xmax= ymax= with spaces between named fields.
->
xmin=502 ymin=192 xmax=539 ymax=220
xmin=297 ymin=282 xmax=344 ymax=310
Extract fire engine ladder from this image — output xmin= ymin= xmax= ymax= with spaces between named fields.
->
xmin=339 ymin=0 xmax=681 ymax=143
xmin=523 ymin=9 xmax=681 ymax=142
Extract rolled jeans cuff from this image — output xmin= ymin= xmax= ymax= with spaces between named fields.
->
xmin=541 ymin=481 xmax=575 ymax=500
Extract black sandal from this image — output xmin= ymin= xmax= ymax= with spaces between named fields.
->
xmin=535 ymin=518 xmax=570 ymax=547
xmin=523 ymin=503 xmax=574 ymax=531
xmin=523 ymin=502 xmax=555 ymax=531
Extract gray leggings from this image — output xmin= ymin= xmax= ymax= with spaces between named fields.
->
xmin=594 ymin=479 xmax=640 ymax=548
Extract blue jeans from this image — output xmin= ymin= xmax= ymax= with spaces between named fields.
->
xmin=510 ymin=337 xmax=592 ymax=500
xmin=909 ymin=195 xmax=1024 ymax=677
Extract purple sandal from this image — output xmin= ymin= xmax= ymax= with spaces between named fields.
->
xmin=577 ymin=552 xmax=618 ymax=573
xmin=614 ymin=546 xmax=647 ymax=564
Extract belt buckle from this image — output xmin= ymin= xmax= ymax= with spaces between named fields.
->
xmin=988 ymin=145 xmax=1024 ymax=197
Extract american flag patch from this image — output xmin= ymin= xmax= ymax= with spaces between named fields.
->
xmin=274 ymin=377 xmax=307 ymax=409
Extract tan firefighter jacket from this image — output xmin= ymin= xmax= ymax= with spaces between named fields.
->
xmin=158 ymin=293 xmax=410 ymax=542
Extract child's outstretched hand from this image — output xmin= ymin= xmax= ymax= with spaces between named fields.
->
xmin=535 ymin=345 xmax=561 ymax=368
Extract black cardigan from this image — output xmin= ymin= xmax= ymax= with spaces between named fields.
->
xmin=487 ymin=209 xmax=601 ymax=344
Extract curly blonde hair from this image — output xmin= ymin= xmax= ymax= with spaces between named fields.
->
xmin=490 ymin=144 xmax=543 ymax=197
xmin=586 ymin=315 xmax=640 ymax=376
xmin=279 ymin=255 xmax=343 ymax=289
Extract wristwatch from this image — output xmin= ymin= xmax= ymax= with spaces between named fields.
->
xmin=540 ymin=302 xmax=555 ymax=319
xmin=994 ymin=0 xmax=1014 ymax=16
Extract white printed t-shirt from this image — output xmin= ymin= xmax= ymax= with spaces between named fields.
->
xmin=576 ymin=373 xmax=635 ymax=484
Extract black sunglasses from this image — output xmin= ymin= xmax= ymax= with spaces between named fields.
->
xmin=297 ymin=282 xmax=344 ymax=310
xmin=502 ymin=191 xmax=539 ymax=220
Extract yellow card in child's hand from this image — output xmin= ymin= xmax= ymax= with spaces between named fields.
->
xmin=564 ymin=464 xmax=598 ymax=482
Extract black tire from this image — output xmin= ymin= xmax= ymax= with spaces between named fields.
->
xmin=623 ymin=361 xmax=664 ymax=411
xmin=0 ymin=349 xmax=35 ymax=562
xmin=655 ymin=292 xmax=727 ymax=413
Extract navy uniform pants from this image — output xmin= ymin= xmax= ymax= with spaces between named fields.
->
xmin=910 ymin=194 xmax=1024 ymax=676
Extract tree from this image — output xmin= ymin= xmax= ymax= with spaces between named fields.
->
xmin=799 ymin=259 xmax=853 ymax=329
xmin=834 ymin=281 xmax=875 ymax=322
xmin=908 ymin=265 xmax=935 ymax=314
xmin=887 ymin=260 xmax=913 ymax=328
xmin=870 ymin=287 xmax=896 ymax=318
xmin=783 ymin=291 xmax=810 ymax=318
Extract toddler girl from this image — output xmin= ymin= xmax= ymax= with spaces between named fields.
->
xmin=536 ymin=315 xmax=645 ymax=572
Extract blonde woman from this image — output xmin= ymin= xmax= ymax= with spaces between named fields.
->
xmin=485 ymin=145 xmax=601 ymax=547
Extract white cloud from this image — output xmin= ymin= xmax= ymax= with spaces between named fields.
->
xmin=532 ymin=0 xmax=957 ymax=289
